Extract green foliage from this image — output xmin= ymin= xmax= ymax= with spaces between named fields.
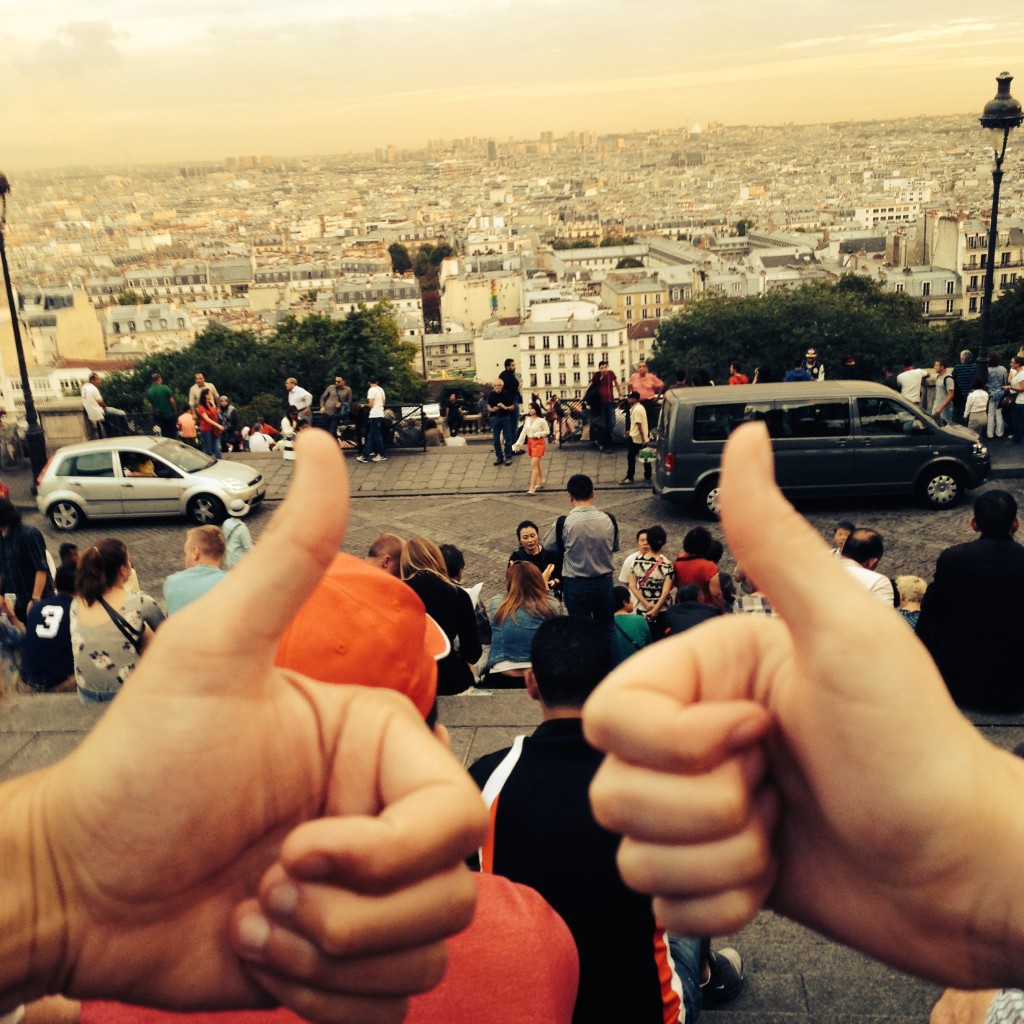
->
xmin=99 ymin=302 xmax=427 ymax=414
xmin=616 ymin=257 xmax=645 ymax=269
xmin=550 ymin=238 xmax=595 ymax=250
xmin=652 ymin=277 xmax=938 ymax=382
xmin=986 ymin=278 xmax=1024 ymax=356
xmin=388 ymin=242 xmax=413 ymax=275
xmin=601 ymin=235 xmax=636 ymax=246
xmin=735 ymin=219 xmax=754 ymax=237
xmin=116 ymin=289 xmax=152 ymax=306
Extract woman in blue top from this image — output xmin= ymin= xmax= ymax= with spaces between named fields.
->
xmin=485 ymin=562 xmax=560 ymax=687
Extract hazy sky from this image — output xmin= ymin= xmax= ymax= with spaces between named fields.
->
xmin=3 ymin=0 xmax=1023 ymax=169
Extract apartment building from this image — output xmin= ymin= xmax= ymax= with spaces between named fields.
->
xmin=598 ymin=274 xmax=669 ymax=324
xmin=102 ymin=302 xmax=197 ymax=353
xmin=439 ymin=269 xmax=521 ymax=331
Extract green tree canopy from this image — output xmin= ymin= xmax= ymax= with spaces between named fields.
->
xmin=616 ymin=257 xmax=645 ymax=269
xmin=388 ymin=242 xmax=413 ymax=275
xmin=99 ymin=303 xmax=427 ymax=414
xmin=652 ymin=277 xmax=941 ymax=383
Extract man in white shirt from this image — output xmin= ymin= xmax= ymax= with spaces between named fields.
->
xmin=188 ymin=373 xmax=219 ymax=416
xmin=285 ymin=377 xmax=313 ymax=424
xmin=81 ymin=373 xmax=106 ymax=438
xmin=358 ymin=374 xmax=387 ymax=463
xmin=896 ymin=358 xmax=929 ymax=408
xmin=841 ymin=528 xmax=895 ymax=605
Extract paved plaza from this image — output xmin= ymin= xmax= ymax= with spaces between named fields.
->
xmin=3 ymin=437 xmax=1024 ymax=1022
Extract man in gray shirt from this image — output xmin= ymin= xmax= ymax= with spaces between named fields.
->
xmin=543 ymin=474 xmax=618 ymax=640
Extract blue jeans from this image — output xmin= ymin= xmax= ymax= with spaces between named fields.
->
xmin=668 ymin=935 xmax=703 ymax=1021
xmin=365 ymin=418 xmax=385 ymax=457
xmin=491 ymin=414 xmax=514 ymax=460
xmin=562 ymin=576 xmax=615 ymax=648
xmin=199 ymin=430 xmax=221 ymax=460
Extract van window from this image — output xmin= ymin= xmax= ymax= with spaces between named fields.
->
xmin=693 ymin=403 xmax=772 ymax=441
xmin=778 ymin=401 xmax=850 ymax=438
xmin=858 ymin=397 xmax=923 ymax=436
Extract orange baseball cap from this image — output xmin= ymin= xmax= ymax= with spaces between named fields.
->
xmin=275 ymin=552 xmax=448 ymax=719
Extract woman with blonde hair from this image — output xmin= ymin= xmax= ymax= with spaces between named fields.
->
xmin=512 ymin=401 xmax=549 ymax=495
xmin=484 ymin=561 xmax=560 ymax=686
xmin=401 ymin=536 xmax=481 ymax=695
xmin=71 ymin=539 xmax=165 ymax=703
xmin=895 ymin=575 xmax=927 ymax=630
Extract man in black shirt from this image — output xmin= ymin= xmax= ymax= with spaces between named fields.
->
xmin=0 ymin=498 xmax=53 ymax=622
xmin=20 ymin=565 xmax=76 ymax=692
xmin=471 ymin=617 xmax=743 ymax=1023
xmin=487 ymin=379 xmax=516 ymax=465
xmin=498 ymin=357 xmax=521 ymax=422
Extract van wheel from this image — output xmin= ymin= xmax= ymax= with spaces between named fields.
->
xmin=919 ymin=466 xmax=963 ymax=509
xmin=693 ymin=477 xmax=721 ymax=520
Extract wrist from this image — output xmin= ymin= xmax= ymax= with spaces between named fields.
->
xmin=0 ymin=771 xmax=72 ymax=1011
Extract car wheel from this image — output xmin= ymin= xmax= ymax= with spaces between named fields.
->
xmin=693 ymin=477 xmax=721 ymax=520
xmin=48 ymin=501 xmax=83 ymax=532
xmin=187 ymin=494 xmax=226 ymax=525
xmin=919 ymin=466 xmax=963 ymax=509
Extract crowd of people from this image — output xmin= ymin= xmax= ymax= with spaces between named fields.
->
xmin=3 ymin=426 xmax=1024 ymax=1024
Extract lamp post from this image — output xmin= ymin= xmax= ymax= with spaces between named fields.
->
xmin=0 ymin=175 xmax=47 ymax=480
xmin=978 ymin=72 xmax=1023 ymax=368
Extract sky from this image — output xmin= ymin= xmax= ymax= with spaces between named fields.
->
xmin=2 ymin=0 xmax=1024 ymax=170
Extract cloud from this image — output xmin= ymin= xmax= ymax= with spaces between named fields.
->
xmin=11 ymin=20 xmax=125 ymax=78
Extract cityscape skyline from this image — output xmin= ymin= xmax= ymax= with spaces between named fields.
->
xmin=3 ymin=1 xmax=1024 ymax=170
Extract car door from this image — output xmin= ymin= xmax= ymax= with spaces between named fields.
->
xmin=54 ymin=451 xmax=123 ymax=517
xmin=853 ymin=396 xmax=935 ymax=492
xmin=115 ymin=450 xmax=185 ymax=516
xmin=770 ymin=398 xmax=855 ymax=494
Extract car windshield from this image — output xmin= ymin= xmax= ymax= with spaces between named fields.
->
xmin=150 ymin=440 xmax=216 ymax=473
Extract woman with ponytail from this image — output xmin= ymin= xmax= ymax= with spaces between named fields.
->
xmin=71 ymin=540 xmax=165 ymax=703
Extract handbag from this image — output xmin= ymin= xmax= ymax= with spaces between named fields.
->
xmin=1001 ymin=392 xmax=1016 ymax=412
xmin=98 ymin=597 xmax=144 ymax=655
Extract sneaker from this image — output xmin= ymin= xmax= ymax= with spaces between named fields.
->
xmin=371 ymin=454 xmax=387 ymax=462
xmin=504 ymin=458 xmax=513 ymax=465
xmin=702 ymin=947 xmax=744 ymax=1008
xmin=619 ymin=477 xmax=634 ymax=485
xmin=356 ymin=455 xmax=368 ymax=463
xmin=493 ymin=458 xmax=504 ymax=466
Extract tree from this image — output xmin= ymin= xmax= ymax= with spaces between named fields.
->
xmin=430 ymin=242 xmax=454 ymax=266
xmin=413 ymin=244 xmax=435 ymax=278
xmin=735 ymin=219 xmax=754 ymax=237
xmin=601 ymin=235 xmax=636 ymax=246
xmin=388 ymin=243 xmax=413 ymax=275
xmin=116 ymin=289 xmax=153 ymax=306
xmin=652 ymin=277 xmax=938 ymax=384
xmin=616 ymin=257 xmax=645 ymax=269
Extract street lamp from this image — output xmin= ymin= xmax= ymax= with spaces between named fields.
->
xmin=978 ymin=71 xmax=1023 ymax=367
xmin=0 ymin=174 xmax=48 ymax=481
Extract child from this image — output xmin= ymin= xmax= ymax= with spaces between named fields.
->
xmin=612 ymin=585 xmax=651 ymax=667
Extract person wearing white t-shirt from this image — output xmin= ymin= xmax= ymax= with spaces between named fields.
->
xmin=358 ymin=374 xmax=387 ymax=463
xmin=285 ymin=377 xmax=313 ymax=424
xmin=81 ymin=374 xmax=106 ymax=438
xmin=896 ymin=360 xmax=929 ymax=408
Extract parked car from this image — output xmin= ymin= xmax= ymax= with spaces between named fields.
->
xmin=36 ymin=436 xmax=266 ymax=532
xmin=653 ymin=381 xmax=991 ymax=517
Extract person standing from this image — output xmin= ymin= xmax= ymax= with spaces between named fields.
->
xmin=487 ymin=379 xmax=515 ymax=466
xmin=931 ymin=358 xmax=956 ymax=426
xmin=0 ymin=498 xmax=53 ymax=625
xmin=285 ymin=377 xmax=313 ymax=425
xmin=896 ymin=357 xmax=929 ymax=409
xmin=626 ymin=360 xmax=663 ymax=432
xmin=498 ymin=358 xmax=521 ymax=425
xmin=916 ymin=490 xmax=1024 ymax=711
xmin=81 ymin=373 xmax=107 ymax=439
xmin=593 ymin=360 xmax=620 ymax=453
xmin=986 ymin=351 xmax=1008 ymax=439
xmin=357 ymin=374 xmax=387 ymax=463
xmin=187 ymin=373 xmax=219 ymax=417
xmin=176 ymin=407 xmax=199 ymax=448
xmin=803 ymin=347 xmax=826 ymax=380
xmin=727 ymin=360 xmax=749 ymax=386
xmin=512 ymin=401 xmax=549 ymax=495
xmin=195 ymin=388 xmax=223 ymax=460
xmin=951 ymin=350 xmax=978 ymax=425
xmin=319 ymin=374 xmax=352 ymax=442
xmin=542 ymin=474 xmax=618 ymax=637
xmin=145 ymin=373 xmax=177 ymax=439
xmin=619 ymin=391 xmax=651 ymax=486
xmin=218 ymin=395 xmax=241 ymax=452
xmin=1004 ymin=354 xmax=1024 ymax=443
xmin=963 ymin=375 xmax=989 ymax=440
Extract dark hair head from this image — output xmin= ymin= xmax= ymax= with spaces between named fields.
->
xmin=567 ymin=474 xmax=594 ymax=501
xmin=77 ymin=539 xmax=129 ymax=605
xmin=151 ymin=372 xmax=162 ymax=382
xmin=730 ymin=359 xmax=742 ymax=372
xmin=627 ymin=390 xmax=640 ymax=401
xmin=682 ymin=526 xmax=713 ymax=556
xmin=706 ymin=539 xmax=724 ymax=563
xmin=59 ymin=543 xmax=78 ymax=563
xmin=990 ymin=352 xmax=1002 ymax=367
xmin=368 ymin=374 xmax=380 ymax=384
xmin=439 ymin=543 xmax=465 ymax=580
xmin=837 ymin=520 xmax=856 ymax=534
xmin=972 ymin=373 xmax=988 ymax=390
xmin=199 ymin=388 xmax=213 ymax=406
xmin=675 ymin=369 xmax=687 ymax=382
xmin=516 ymin=520 xmax=539 ymax=541
xmin=974 ymin=490 xmax=1018 ymax=535
xmin=843 ymin=528 xmax=884 ymax=566
xmin=613 ymin=585 xmax=632 ymax=611
xmin=530 ymin=617 xmax=611 ymax=708
xmin=645 ymin=524 xmax=667 ymax=552
xmin=54 ymin=565 xmax=77 ymax=595
xmin=0 ymin=497 xmax=20 ymax=529
xmin=677 ymin=583 xmax=702 ymax=602
xmin=504 ymin=358 xmax=515 ymax=369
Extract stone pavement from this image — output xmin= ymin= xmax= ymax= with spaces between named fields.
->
xmin=3 ymin=437 xmax=1024 ymax=1021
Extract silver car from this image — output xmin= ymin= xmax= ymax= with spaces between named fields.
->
xmin=36 ymin=436 xmax=266 ymax=532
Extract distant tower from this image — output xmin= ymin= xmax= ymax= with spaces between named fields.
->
xmin=487 ymin=140 xmax=497 ymax=161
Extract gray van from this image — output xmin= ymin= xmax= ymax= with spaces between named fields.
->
xmin=652 ymin=381 xmax=990 ymax=517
